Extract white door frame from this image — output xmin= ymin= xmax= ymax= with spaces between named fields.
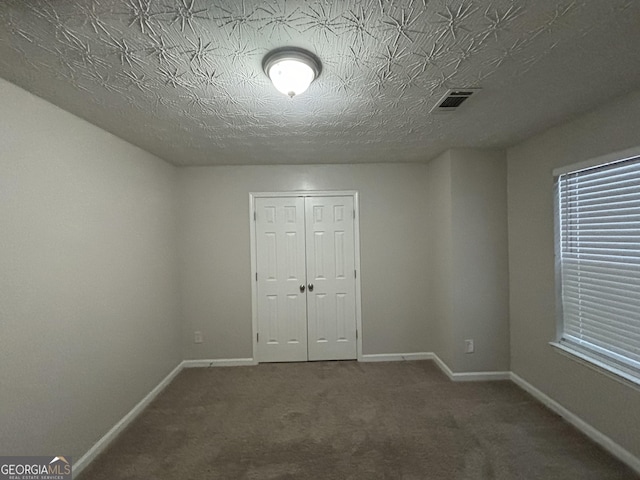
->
xmin=249 ymin=191 xmax=363 ymax=362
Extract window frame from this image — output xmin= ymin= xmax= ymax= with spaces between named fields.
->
xmin=552 ymin=146 xmax=640 ymax=388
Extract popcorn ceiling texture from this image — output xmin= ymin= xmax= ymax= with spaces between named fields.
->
xmin=1 ymin=0 xmax=639 ymax=166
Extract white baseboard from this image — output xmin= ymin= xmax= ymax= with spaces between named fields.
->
xmin=182 ymin=358 xmax=257 ymax=368
xmin=431 ymin=354 xmax=511 ymax=381
xmin=73 ymin=361 xmax=184 ymax=476
xmin=361 ymin=352 xmax=510 ymax=381
xmin=361 ymin=352 xmax=434 ymax=362
xmin=510 ymin=372 xmax=640 ymax=475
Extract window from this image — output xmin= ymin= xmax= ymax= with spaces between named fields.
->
xmin=554 ymin=150 xmax=640 ymax=384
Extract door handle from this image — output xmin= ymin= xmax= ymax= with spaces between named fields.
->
xmin=308 ymin=283 xmax=314 ymax=292
xmin=300 ymin=284 xmax=305 ymax=293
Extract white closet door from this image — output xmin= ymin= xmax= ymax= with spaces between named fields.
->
xmin=305 ymin=196 xmax=357 ymax=361
xmin=255 ymin=197 xmax=308 ymax=362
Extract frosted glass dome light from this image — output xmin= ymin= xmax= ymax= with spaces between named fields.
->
xmin=263 ymin=48 xmax=321 ymax=98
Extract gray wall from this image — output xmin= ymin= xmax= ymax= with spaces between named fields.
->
xmin=427 ymin=151 xmax=455 ymax=367
xmin=507 ymin=88 xmax=640 ymax=457
xmin=427 ymin=149 xmax=510 ymax=372
xmin=450 ymin=149 xmax=510 ymax=372
xmin=0 ymin=79 xmax=181 ymax=459
xmin=179 ymin=156 xmax=510 ymax=371
xmin=178 ymin=164 xmax=432 ymax=359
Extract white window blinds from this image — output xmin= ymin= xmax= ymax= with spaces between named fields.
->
xmin=557 ymin=155 xmax=640 ymax=380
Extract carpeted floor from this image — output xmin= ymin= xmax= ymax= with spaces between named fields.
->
xmin=79 ymin=361 xmax=638 ymax=479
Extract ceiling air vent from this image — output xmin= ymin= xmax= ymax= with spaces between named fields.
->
xmin=431 ymin=89 xmax=479 ymax=113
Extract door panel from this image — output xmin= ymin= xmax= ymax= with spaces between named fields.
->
xmin=305 ymin=196 xmax=357 ymax=361
xmin=256 ymin=197 xmax=307 ymax=362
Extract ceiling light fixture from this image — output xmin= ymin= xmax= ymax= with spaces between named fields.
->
xmin=263 ymin=47 xmax=322 ymax=98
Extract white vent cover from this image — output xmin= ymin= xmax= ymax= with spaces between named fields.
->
xmin=431 ymin=89 xmax=480 ymax=113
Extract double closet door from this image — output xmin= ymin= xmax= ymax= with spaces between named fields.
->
xmin=255 ymin=195 xmax=358 ymax=363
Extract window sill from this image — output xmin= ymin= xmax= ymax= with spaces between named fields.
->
xmin=549 ymin=342 xmax=640 ymax=391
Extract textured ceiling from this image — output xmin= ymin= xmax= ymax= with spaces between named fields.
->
xmin=1 ymin=0 xmax=639 ymax=166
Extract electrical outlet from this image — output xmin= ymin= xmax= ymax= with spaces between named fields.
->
xmin=465 ymin=339 xmax=474 ymax=354
xmin=194 ymin=331 xmax=203 ymax=344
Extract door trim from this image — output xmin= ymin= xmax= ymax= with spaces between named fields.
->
xmin=249 ymin=191 xmax=363 ymax=362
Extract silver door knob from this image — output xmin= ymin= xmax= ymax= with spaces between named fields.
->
xmin=300 ymin=284 xmax=305 ymax=292
xmin=308 ymin=283 xmax=314 ymax=292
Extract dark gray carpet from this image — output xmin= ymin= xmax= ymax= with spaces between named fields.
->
xmin=79 ymin=361 xmax=638 ymax=479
